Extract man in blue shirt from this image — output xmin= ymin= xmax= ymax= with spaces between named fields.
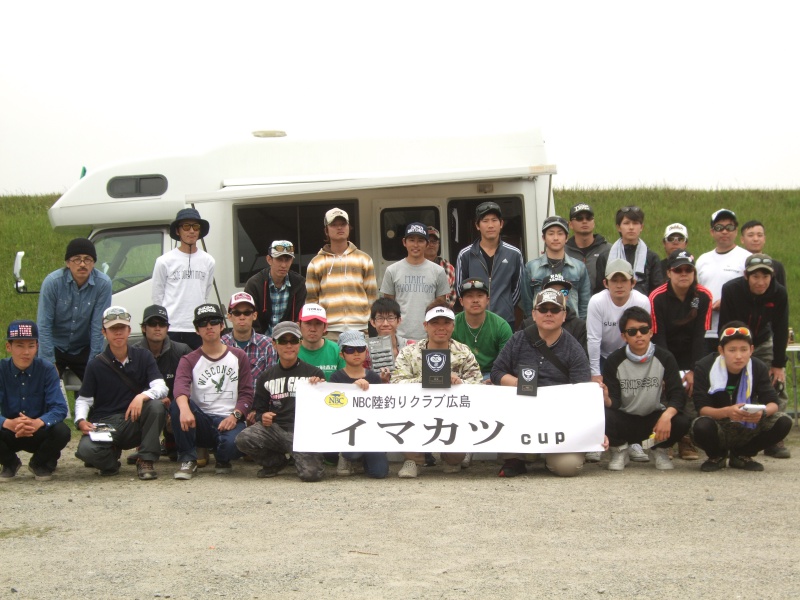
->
xmin=36 ymin=238 xmax=113 ymax=380
xmin=0 ymin=320 xmax=70 ymax=481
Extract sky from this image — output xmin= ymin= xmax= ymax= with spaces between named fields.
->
xmin=2 ymin=1 xmax=799 ymax=195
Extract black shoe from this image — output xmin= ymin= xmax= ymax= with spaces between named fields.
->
xmin=257 ymin=455 xmax=288 ymax=478
xmin=214 ymin=461 xmax=233 ymax=474
xmin=0 ymin=459 xmax=22 ymax=482
xmin=498 ymin=459 xmax=527 ymax=478
xmin=729 ymin=455 xmax=764 ymax=472
xmin=126 ymin=451 xmax=141 ymax=465
xmin=423 ymin=453 xmax=437 ymax=467
xmin=764 ymin=441 xmax=791 ymax=459
xmin=700 ymin=455 xmax=727 ymax=472
xmin=28 ymin=463 xmax=54 ymax=481
xmin=99 ymin=461 xmax=122 ymax=477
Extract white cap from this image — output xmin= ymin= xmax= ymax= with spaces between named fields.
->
xmin=663 ymin=223 xmax=688 ymax=240
xmin=324 ymin=208 xmax=349 ymax=226
xmin=424 ymin=306 xmax=456 ymax=322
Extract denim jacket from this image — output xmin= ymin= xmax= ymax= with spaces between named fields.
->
xmin=521 ymin=254 xmax=591 ymax=319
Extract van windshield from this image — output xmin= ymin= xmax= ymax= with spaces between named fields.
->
xmin=91 ymin=228 xmax=165 ymax=294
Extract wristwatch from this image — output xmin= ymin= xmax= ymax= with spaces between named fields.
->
xmin=232 ymin=410 xmax=244 ymax=422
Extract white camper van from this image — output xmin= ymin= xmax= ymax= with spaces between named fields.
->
xmin=46 ymin=129 xmax=556 ymax=325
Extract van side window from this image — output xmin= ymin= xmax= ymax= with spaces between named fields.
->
xmin=107 ymin=175 xmax=168 ymax=198
xmin=92 ymin=229 xmax=164 ymax=294
xmin=446 ymin=196 xmax=525 ymax=264
xmin=379 ymin=207 xmax=439 ymax=261
xmin=235 ymin=201 xmax=359 ymax=285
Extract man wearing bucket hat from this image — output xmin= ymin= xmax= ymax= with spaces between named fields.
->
xmin=0 ymin=320 xmax=70 ymax=481
xmin=152 ymin=208 xmax=215 ymax=349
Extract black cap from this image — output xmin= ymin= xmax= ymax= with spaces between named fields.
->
xmin=569 ymin=203 xmax=594 ymax=219
xmin=193 ymin=303 xmax=224 ymax=325
xmin=476 ymin=201 xmax=502 ymax=220
xmin=65 ymin=238 xmax=97 ymax=262
xmin=542 ymin=273 xmax=573 ymax=291
xmin=541 ymin=215 xmax=569 ymax=235
xmin=170 ymin=208 xmax=210 ymax=241
xmin=710 ymin=208 xmax=737 ymax=227
xmin=141 ymin=305 xmax=169 ymax=325
xmin=668 ymin=250 xmax=695 ymax=270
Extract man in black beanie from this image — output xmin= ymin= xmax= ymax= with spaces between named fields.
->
xmin=36 ymin=238 xmax=113 ymax=380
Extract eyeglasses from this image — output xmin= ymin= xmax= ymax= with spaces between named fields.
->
xmin=275 ymin=337 xmax=301 ymax=345
xmin=145 ymin=319 xmax=168 ymax=328
xmin=230 ymin=310 xmax=255 ymax=317
xmin=747 ymin=257 xmax=773 ymax=267
xmin=373 ymin=315 xmax=398 ymax=323
xmin=179 ymin=223 xmax=202 ymax=232
xmin=624 ymin=326 xmax=651 ymax=336
xmin=103 ymin=309 xmax=131 ymax=323
xmin=341 ymin=346 xmax=367 ymax=354
xmin=460 ymin=279 xmax=489 ymax=293
xmin=670 ymin=266 xmax=694 ymax=275
xmin=571 ymin=215 xmax=593 ymax=222
xmin=69 ymin=256 xmax=95 ymax=265
xmin=666 ymin=235 xmax=686 ymax=243
xmin=720 ymin=326 xmax=751 ymax=340
xmin=536 ymin=306 xmax=563 ymax=314
xmin=712 ymin=224 xmax=737 ymax=233
xmin=270 ymin=242 xmax=294 ymax=253
xmin=196 ymin=318 xmax=223 ymax=328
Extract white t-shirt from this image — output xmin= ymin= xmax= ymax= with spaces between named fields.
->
xmin=152 ymin=247 xmax=215 ymax=332
xmin=380 ymin=259 xmax=450 ymax=341
xmin=695 ymin=246 xmax=750 ymax=339
xmin=586 ymin=289 xmax=651 ymax=376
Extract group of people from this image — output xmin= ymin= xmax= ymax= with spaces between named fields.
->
xmin=0 ymin=202 xmax=792 ymax=482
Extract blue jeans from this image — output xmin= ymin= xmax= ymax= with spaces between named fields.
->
xmin=342 ymin=452 xmax=389 ymax=479
xmin=170 ymin=400 xmax=245 ymax=463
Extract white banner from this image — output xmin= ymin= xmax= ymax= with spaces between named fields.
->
xmin=293 ymin=381 xmax=605 ymax=453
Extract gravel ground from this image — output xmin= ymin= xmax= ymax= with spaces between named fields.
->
xmin=1 ymin=429 xmax=798 ymax=600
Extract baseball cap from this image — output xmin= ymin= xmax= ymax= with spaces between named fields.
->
xmin=668 ymin=250 xmax=695 ymax=270
xmin=193 ymin=303 xmax=224 ymax=325
xmin=324 ymin=208 xmax=349 ymax=226
xmin=141 ymin=305 xmax=169 ymax=325
xmin=299 ymin=303 xmax=327 ymax=323
xmin=542 ymin=273 xmax=573 ymax=291
xmin=424 ymin=306 xmax=456 ymax=322
xmin=272 ymin=321 xmax=302 ymax=341
xmin=6 ymin=320 xmax=38 ymax=341
xmin=605 ymin=259 xmax=635 ymax=280
xmin=404 ymin=222 xmax=429 ymax=240
xmin=103 ymin=306 xmax=133 ymax=328
xmin=338 ymin=330 xmax=368 ymax=349
xmin=534 ymin=289 xmax=567 ymax=310
xmin=541 ymin=215 xmax=569 ymax=235
xmin=745 ymin=253 xmax=775 ymax=275
xmin=475 ymin=201 xmax=502 ymax=220
xmin=663 ymin=223 xmax=688 ymax=240
xmin=229 ymin=292 xmax=256 ymax=311
xmin=459 ymin=277 xmax=489 ymax=296
xmin=710 ymin=208 xmax=737 ymax=226
xmin=269 ymin=240 xmax=295 ymax=258
xmin=569 ymin=203 xmax=594 ymax=219
xmin=427 ymin=226 xmax=441 ymax=239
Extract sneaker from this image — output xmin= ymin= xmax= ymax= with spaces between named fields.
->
xmin=442 ymin=462 xmax=461 ymax=474
xmin=423 ymin=453 xmax=437 ymax=467
xmin=0 ymin=459 xmax=22 ymax=482
xmin=398 ymin=460 xmax=419 ymax=479
xmin=99 ymin=462 xmax=121 ymax=477
xmin=336 ymin=455 xmax=354 ymax=477
xmin=498 ymin=458 xmax=527 ymax=478
xmin=136 ymin=459 xmax=157 ymax=481
xmin=629 ymin=443 xmax=649 ymax=462
xmin=174 ymin=461 xmax=198 ymax=480
xmin=257 ymin=455 xmax=289 ymax=478
xmin=700 ymin=455 xmax=727 ymax=472
xmin=607 ymin=444 xmax=630 ymax=471
xmin=26 ymin=463 xmax=54 ymax=481
xmin=214 ymin=461 xmax=233 ymax=474
xmin=461 ymin=453 xmax=473 ymax=468
xmin=764 ymin=441 xmax=791 ymax=459
xmin=678 ymin=435 xmax=700 ymax=460
xmin=196 ymin=448 xmax=209 ymax=468
xmin=126 ymin=450 xmax=141 ymax=465
xmin=585 ymin=451 xmax=602 ymax=463
xmin=652 ymin=447 xmax=674 ymax=470
xmin=729 ymin=455 xmax=764 ymax=472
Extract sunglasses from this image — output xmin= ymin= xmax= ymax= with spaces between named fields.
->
xmin=712 ymin=224 xmax=737 ymax=232
xmin=103 ymin=309 xmax=132 ymax=323
xmin=619 ymin=206 xmax=643 ymax=215
xmin=670 ymin=266 xmax=694 ymax=275
xmin=373 ymin=315 xmax=398 ymax=323
xmin=271 ymin=242 xmax=294 ymax=253
xmin=276 ymin=337 xmax=301 ymax=345
xmin=461 ymin=279 xmax=489 ymax=293
xmin=720 ymin=326 xmax=751 ymax=340
xmin=145 ymin=319 xmax=168 ymax=328
xmin=571 ymin=215 xmax=593 ymax=222
xmin=230 ymin=310 xmax=255 ymax=317
xmin=547 ymin=288 xmax=570 ymax=296
xmin=624 ymin=326 xmax=651 ymax=336
xmin=747 ymin=257 xmax=773 ymax=267
xmin=69 ymin=256 xmax=95 ymax=265
xmin=179 ymin=223 xmax=202 ymax=232
xmin=536 ymin=306 xmax=563 ymax=314
xmin=665 ymin=235 xmax=686 ymax=243
xmin=196 ymin=318 xmax=223 ymax=328
xmin=341 ymin=346 xmax=367 ymax=354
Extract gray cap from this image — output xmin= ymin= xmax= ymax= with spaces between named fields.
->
xmin=272 ymin=321 xmax=302 ymax=340
xmin=338 ymin=330 xmax=367 ymax=349
xmin=605 ymin=259 xmax=634 ymax=280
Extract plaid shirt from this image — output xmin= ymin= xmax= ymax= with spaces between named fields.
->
xmin=267 ymin=273 xmax=292 ymax=336
xmin=435 ymin=256 xmax=457 ymax=307
xmin=221 ymin=331 xmax=277 ymax=387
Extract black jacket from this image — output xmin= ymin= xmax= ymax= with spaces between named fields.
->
xmin=244 ymin=270 xmax=307 ymax=335
xmin=650 ymin=282 xmax=713 ymax=370
xmin=718 ymin=276 xmax=789 ymax=368
xmin=595 ymin=244 xmax=663 ymax=297
xmin=134 ymin=337 xmax=191 ymax=400
xmin=520 ymin=307 xmax=588 ymax=356
xmin=565 ymin=234 xmax=612 ymax=295
xmin=692 ymin=352 xmax=778 ymax=412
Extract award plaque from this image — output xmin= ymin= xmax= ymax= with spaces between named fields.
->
xmin=422 ymin=349 xmax=451 ymax=388
xmin=517 ymin=365 xmax=538 ymax=396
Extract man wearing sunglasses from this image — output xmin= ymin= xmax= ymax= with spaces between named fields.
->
xmin=696 ymin=208 xmax=751 ymax=355
xmin=718 ymin=253 xmax=790 ymax=459
xmin=660 ymin=223 xmax=689 ymax=283
xmin=565 ymin=203 xmax=612 ymax=296
xmin=171 ymin=304 xmax=254 ymax=479
xmin=602 ymin=306 xmax=690 ymax=471
xmin=692 ymin=323 xmax=792 ymax=472
xmin=244 ymin=240 xmax=307 ymax=336
xmin=152 ymin=208 xmax=215 ymax=349
xmin=37 ymin=237 xmax=112 ymax=381
xmin=519 ymin=274 xmax=587 ymax=355
xmin=222 ymin=292 xmax=277 ymax=390
xmin=74 ymin=306 xmax=167 ymax=480
xmin=235 ymin=321 xmax=326 ymax=481
xmin=492 ymin=289 xmax=593 ymax=477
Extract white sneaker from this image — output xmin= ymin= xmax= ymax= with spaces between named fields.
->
xmin=653 ymin=447 xmax=674 ymax=470
xmin=336 ymin=455 xmax=353 ymax=477
xmin=398 ymin=460 xmax=418 ymax=478
xmin=442 ymin=462 xmax=461 ymax=474
xmin=629 ymin=443 xmax=650 ymax=462
xmin=461 ymin=453 xmax=473 ymax=468
xmin=608 ymin=444 xmax=630 ymax=471
xmin=585 ymin=451 xmax=602 ymax=463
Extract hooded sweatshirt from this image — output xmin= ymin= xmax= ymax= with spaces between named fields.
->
xmin=565 ymin=234 xmax=612 ymax=295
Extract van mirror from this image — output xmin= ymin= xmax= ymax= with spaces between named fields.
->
xmin=13 ymin=251 xmax=38 ymax=294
